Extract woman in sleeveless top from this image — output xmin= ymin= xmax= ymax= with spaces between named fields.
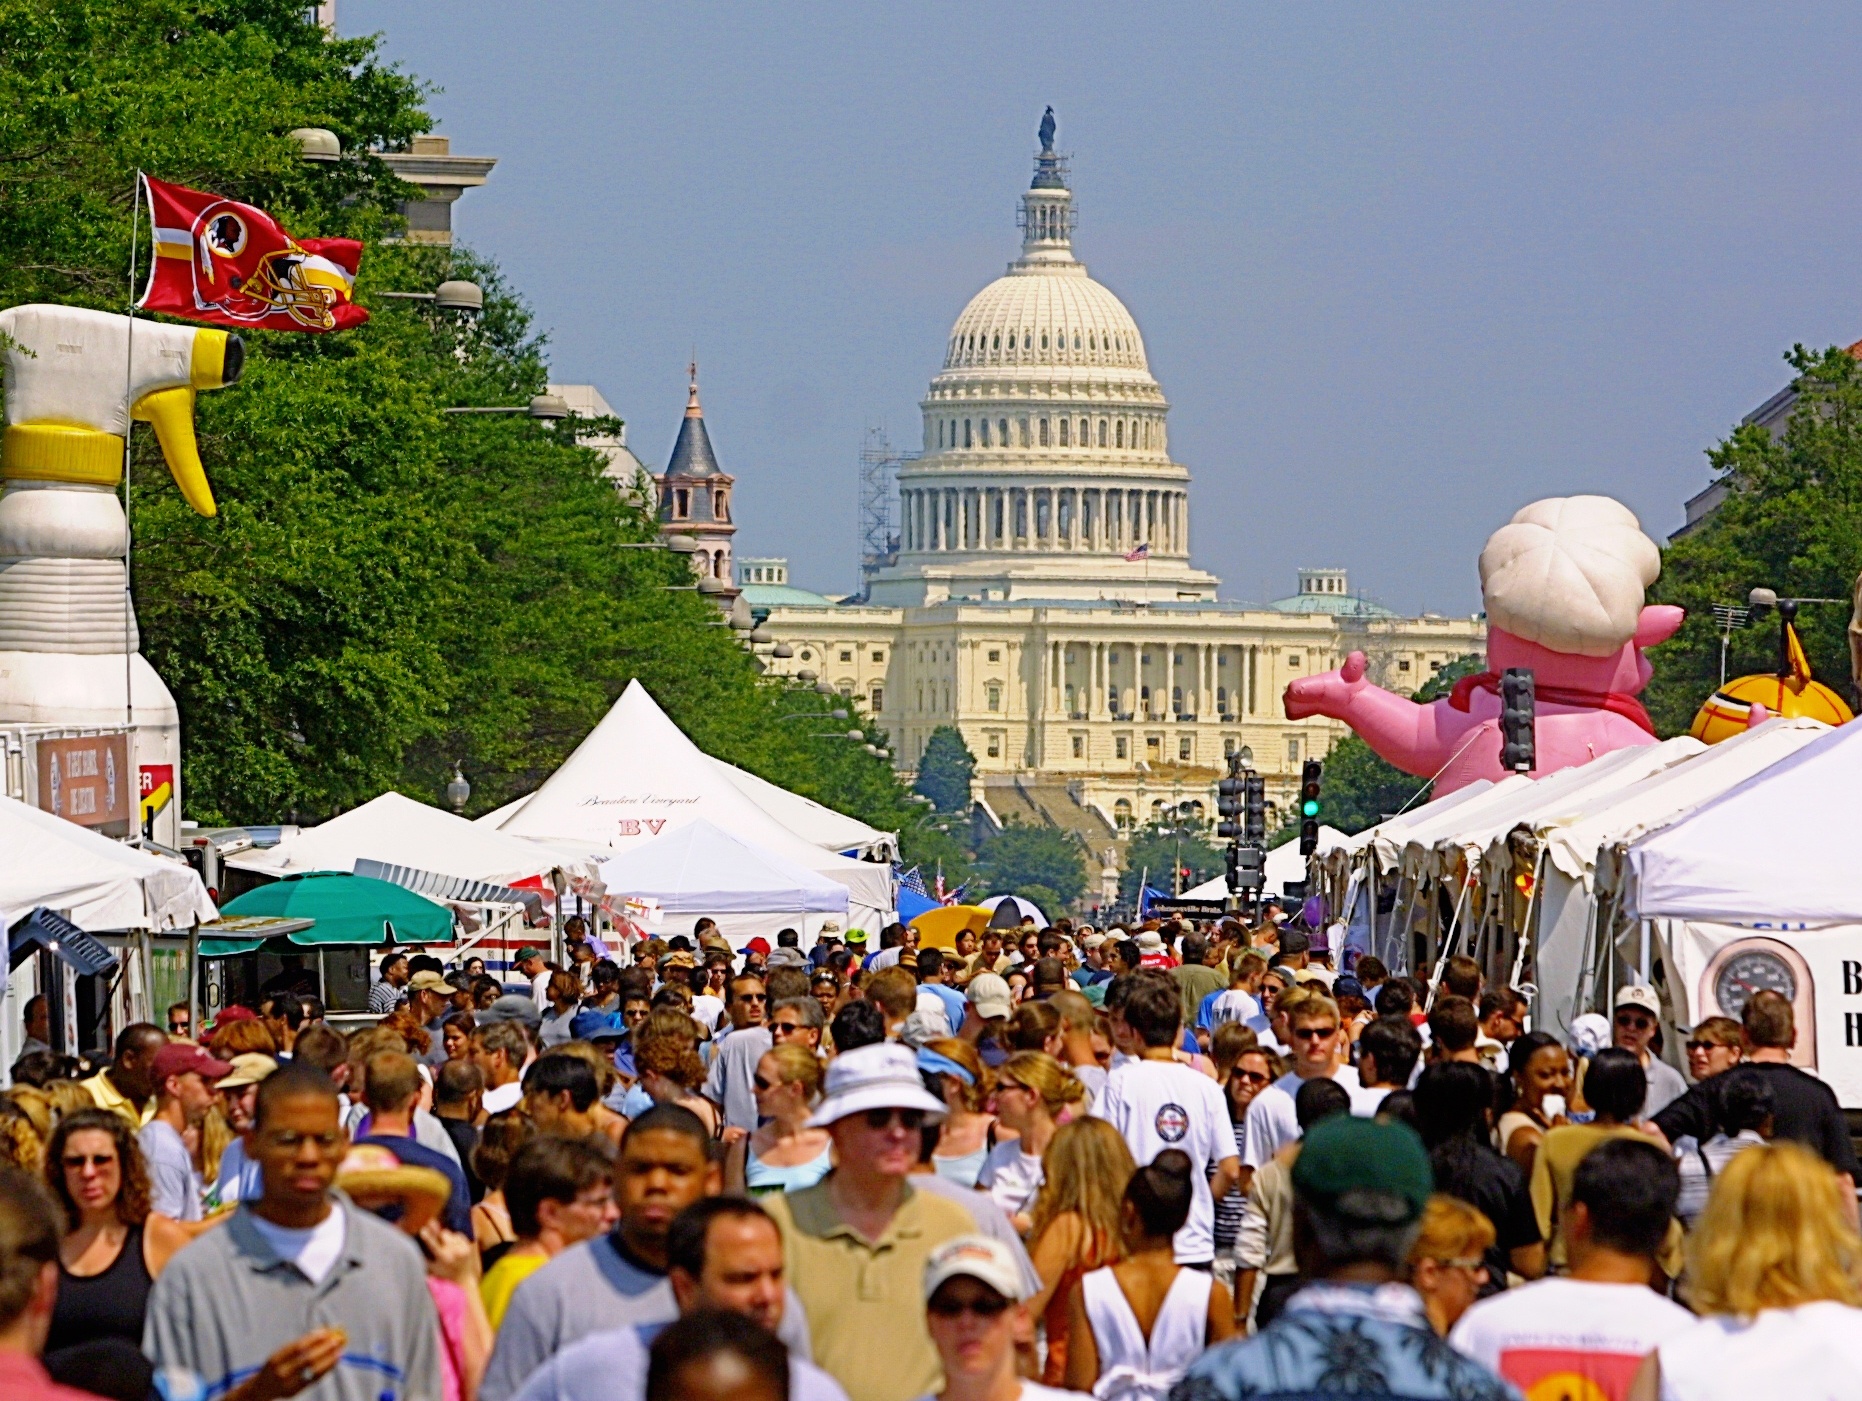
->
xmin=1063 ymin=1150 xmax=1233 ymax=1401
xmin=636 ymin=1008 xmax=721 ymax=1139
xmin=725 ymin=1045 xmax=833 ymax=1197
xmin=44 ymin=1110 xmax=201 ymax=1356
xmin=470 ymin=1110 xmax=533 ymax=1264
xmin=923 ymin=1039 xmax=999 ymax=1188
xmin=1025 ymin=1119 xmax=1135 ymax=1387
xmin=1498 ymin=1032 xmax=1571 ymax=1177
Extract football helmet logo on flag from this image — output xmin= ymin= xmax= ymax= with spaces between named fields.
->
xmin=139 ymin=175 xmax=368 ymax=333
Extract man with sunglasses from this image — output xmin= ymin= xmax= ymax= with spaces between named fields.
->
xmin=917 ymin=1236 xmax=1070 ymax=1401
xmin=1611 ymin=986 xmax=1688 ymax=1118
xmin=763 ymin=1042 xmax=977 ymax=1401
xmin=1240 ymin=993 xmax=1381 ymax=1187
xmin=768 ymin=997 xmax=825 ymax=1055
xmin=704 ymin=975 xmax=773 ymax=1133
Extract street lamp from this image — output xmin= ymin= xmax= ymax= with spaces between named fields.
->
xmin=379 ymin=280 xmax=485 ymax=311
xmin=749 ymin=626 xmax=774 ymax=644
xmin=696 ymin=577 xmax=729 ymax=595
xmin=445 ymin=765 xmax=470 ymax=813
xmin=291 ymin=127 xmax=341 ymax=162
xmin=771 ymin=643 xmax=794 ymax=659
xmin=442 ymin=394 xmax=568 ymax=419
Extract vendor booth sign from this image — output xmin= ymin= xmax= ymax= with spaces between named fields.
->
xmin=37 ymin=734 xmax=130 ymax=829
xmin=1660 ymin=920 xmax=1862 ymax=1106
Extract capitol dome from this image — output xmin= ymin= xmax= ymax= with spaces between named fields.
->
xmin=871 ymin=110 xmax=1218 ymax=608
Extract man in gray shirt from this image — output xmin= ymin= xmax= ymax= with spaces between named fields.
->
xmin=703 ymin=974 xmax=771 ymax=1134
xmin=144 ymin=1062 xmax=440 ymax=1401
xmin=138 ymin=1043 xmax=231 ymax=1222
xmin=1614 ymin=986 xmax=1689 ymax=1118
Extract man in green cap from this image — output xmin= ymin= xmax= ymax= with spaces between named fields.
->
xmin=1177 ymin=1116 xmax=1513 ymax=1400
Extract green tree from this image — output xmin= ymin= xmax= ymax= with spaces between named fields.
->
xmin=973 ymin=822 xmax=1087 ymax=910
xmin=913 ymin=725 xmax=976 ymax=813
xmin=1120 ymin=820 xmax=1225 ymax=903
xmin=1644 ymin=344 xmax=1862 ymax=735
xmin=1314 ymin=653 xmax=1484 ymax=833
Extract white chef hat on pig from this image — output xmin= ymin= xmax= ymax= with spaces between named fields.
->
xmin=1478 ymin=496 xmax=1660 ymax=657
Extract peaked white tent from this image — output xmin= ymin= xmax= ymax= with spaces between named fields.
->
xmin=0 ymin=793 xmax=217 ymax=933
xmin=1181 ymin=826 xmax=1349 ymax=901
xmin=494 ymin=681 xmax=892 ymax=933
xmin=228 ymin=791 xmax=596 ymax=889
xmin=711 ymin=759 xmax=896 ymax=861
xmin=595 ymin=820 xmax=848 ymax=943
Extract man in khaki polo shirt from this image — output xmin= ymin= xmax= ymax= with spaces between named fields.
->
xmin=763 ymin=1042 xmax=976 ymax=1401
xmin=82 ymin=1023 xmax=166 ymax=1127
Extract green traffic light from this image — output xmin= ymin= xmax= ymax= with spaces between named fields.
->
xmin=1301 ymin=799 xmax=1320 ymax=817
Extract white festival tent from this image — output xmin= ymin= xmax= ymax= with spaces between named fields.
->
xmin=1180 ymin=826 xmax=1350 ymax=902
xmin=0 ymin=793 xmax=218 ymax=933
xmin=227 ymin=791 xmax=599 ymax=891
xmin=493 ymin=681 xmax=893 ymax=941
xmin=1621 ymin=717 xmax=1862 ymax=1106
xmin=710 ymin=759 xmax=897 ymax=861
xmin=594 ymin=820 xmax=848 ymax=944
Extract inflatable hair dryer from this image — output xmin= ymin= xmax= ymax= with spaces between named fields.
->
xmin=0 ymin=304 xmax=242 ymax=840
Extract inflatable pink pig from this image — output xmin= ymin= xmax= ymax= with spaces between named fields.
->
xmin=1284 ymin=496 xmax=1684 ymax=793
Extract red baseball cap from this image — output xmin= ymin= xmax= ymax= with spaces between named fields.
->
xmin=744 ymin=937 xmax=772 ymax=956
xmin=151 ymin=1043 xmax=234 ymax=1085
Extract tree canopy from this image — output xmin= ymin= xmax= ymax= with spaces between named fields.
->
xmin=1644 ymin=343 xmax=1862 ymax=735
xmin=972 ymin=822 xmax=1088 ymax=910
xmin=913 ymin=725 xmax=976 ymax=813
xmin=1 ymin=0 xmax=943 ymax=856
xmin=1120 ymin=820 xmax=1225 ymax=902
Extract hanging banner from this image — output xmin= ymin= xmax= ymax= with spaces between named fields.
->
xmin=37 ymin=734 xmax=132 ymax=828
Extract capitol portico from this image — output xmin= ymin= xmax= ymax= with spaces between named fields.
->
xmin=746 ymin=113 xmax=1483 ymax=837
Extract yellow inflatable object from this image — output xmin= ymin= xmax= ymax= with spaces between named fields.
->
xmin=908 ymin=904 xmax=992 ymax=950
xmin=1691 ymin=619 xmax=1854 ymax=744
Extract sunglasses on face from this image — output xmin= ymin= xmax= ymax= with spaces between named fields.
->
xmin=996 ymin=1081 xmax=1031 ymax=1097
xmin=861 ymin=1108 xmax=927 ymax=1131
xmin=737 ymin=993 xmax=767 ymax=1004
xmin=1233 ymin=1070 xmax=1271 ymax=1086
xmin=928 ymin=1294 xmax=1011 ymax=1319
xmin=63 ymin=1153 xmax=116 ymax=1169
xmin=261 ymin=1130 xmax=344 ymax=1153
xmin=1616 ymin=1014 xmax=1654 ymax=1030
xmin=168 ymin=1021 xmax=190 ymax=1034
xmin=753 ymin=1075 xmax=785 ymax=1093
xmin=1290 ymin=1025 xmax=1338 ymax=1041
xmin=771 ymin=1021 xmax=804 ymax=1036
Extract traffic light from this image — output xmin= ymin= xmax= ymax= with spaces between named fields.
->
xmin=1500 ymin=668 xmax=1535 ymax=774
xmin=1233 ymin=843 xmax=1266 ymax=891
xmin=1298 ymin=758 xmax=1323 ymax=855
xmin=1216 ymin=766 xmax=1244 ymax=841
xmin=1244 ymin=773 xmax=1266 ymax=843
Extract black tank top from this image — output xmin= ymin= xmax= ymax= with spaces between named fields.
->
xmin=48 ymin=1224 xmax=154 ymax=1354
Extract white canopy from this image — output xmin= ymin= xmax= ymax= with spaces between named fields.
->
xmin=1626 ymin=718 xmax=1862 ymax=923
xmin=227 ymin=791 xmax=595 ymax=888
xmin=710 ymin=759 xmax=897 ymax=860
xmin=493 ymin=681 xmax=892 ymax=927
xmin=595 ymin=820 xmax=849 ymax=917
xmin=0 ymin=794 xmax=218 ymax=932
xmin=1181 ymin=826 xmax=1349 ymax=901
xmin=1343 ymin=779 xmax=1504 ymax=868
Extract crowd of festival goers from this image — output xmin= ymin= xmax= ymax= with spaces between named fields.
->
xmin=2 ymin=907 xmax=1859 ymax=1401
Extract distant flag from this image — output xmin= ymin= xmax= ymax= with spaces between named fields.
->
xmin=138 ymin=174 xmax=368 ymax=332
xmin=898 ymin=866 xmax=929 ymax=898
xmin=1124 ymin=542 xmax=1151 ymax=562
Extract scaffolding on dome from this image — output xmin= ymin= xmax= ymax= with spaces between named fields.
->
xmin=856 ymin=428 xmax=913 ymax=600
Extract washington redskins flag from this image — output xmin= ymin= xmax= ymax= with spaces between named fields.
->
xmin=137 ymin=175 xmax=368 ymax=332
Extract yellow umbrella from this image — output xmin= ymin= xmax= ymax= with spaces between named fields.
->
xmin=909 ymin=904 xmax=992 ymax=950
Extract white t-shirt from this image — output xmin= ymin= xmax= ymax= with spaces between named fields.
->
xmin=1654 ymin=1301 xmax=1862 ymax=1401
xmin=1095 ymin=1057 xmax=1238 ymax=1264
xmin=483 ymin=1081 xmax=524 ymax=1115
xmin=691 ymin=994 xmax=727 ymax=1033
xmin=531 ymin=969 xmax=553 ymax=1009
xmin=1072 ymin=1063 xmax=1108 ymax=1110
xmin=248 ymin=1204 xmax=348 ymax=1285
xmin=1207 ymin=989 xmax=1263 ymax=1029
xmin=1450 ymin=1276 xmax=1694 ymax=1401
xmin=1240 ymin=1066 xmax=1379 ymax=1168
xmin=138 ymin=1120 xmax=202 ymax=1222
xmin=975 ymin=1141 xmax=1044 ymax=1220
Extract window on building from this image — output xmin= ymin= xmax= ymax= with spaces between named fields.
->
xmin=1116 ymin=420 xmax=1124 ymax=448
xmin=871 ymin=650 xmax=883 ymax=662
xmin=1223 ymin=737 xmax=1236 ymax=757
xmin=673 ymin=488 xmax=689 ymax=517
xmin=1114 ymin=798 xmax=1133 ymax=830
xmin=1172 ymin=686 xmax=1183 ymax=715
xmin=838 ymin=679 xmax=853 ymax=696
xmin=988 ymin=649 xmax=1001 ymax=663
xmin=1217 ymin=686 xmax=1228 ymax=714
xmin=1146 ymin=735 xmax=1161 ymax=758
xmin=1097 ymin=420 xmax=1108 ymax=447
xmin=1429 ymin=659 xmax=1443 ymax=673
xmin=999 ymin=418 xmax=1009 ymax=445
xmin=1116 ymin=736 xmax=1129 ymax=760
xmin=964 ymin=420 xmax=973 ymax=448
xmin=870 ymin=684 xmax=884 ymax=711
xmin=986 ymin=683 xmax=1002 ymax=712
xmin=1398 ymin=659 xmax=1411 ymax=673
xmin=987 ymin=732 xmax=1002 ymax=759
xmin=980 ymin=419 xmax=991 ymax=447
xmin=715 ymin=490 xmax=728 ymax=520
xmin=1039 ymin=418 xmax=1049 ymax=446
xmin=1059 ymin=418 xmax=1069 ymax=447
xmin=800 ymin=650 xmax=813 ymax=661
xmin=1071 ymin=735 xmax=1084 ymax=758
xmin=839 ymin=650 xmax=852 ymax=662
xmin=1287 ymin=654 xmax=1301 ymax=668
xmin=1287 ymin=737 xmax=1301 ymax=764
xmin=1179 ymin=736 xmax=1192 ymax=761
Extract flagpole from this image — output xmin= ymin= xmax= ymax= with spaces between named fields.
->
xmin=123 ymin=172 xmax=142 ymax=744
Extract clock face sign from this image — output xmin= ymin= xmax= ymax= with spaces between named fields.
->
xmin=1712 ymin=948 xmax=1797 ymax=1019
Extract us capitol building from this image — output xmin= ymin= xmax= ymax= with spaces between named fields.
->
xmin=733 ymin=114 xmax=1484 ymax=839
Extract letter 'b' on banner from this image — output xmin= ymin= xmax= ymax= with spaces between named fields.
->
xmin=137 ymin=175 xmax=368 ymax=333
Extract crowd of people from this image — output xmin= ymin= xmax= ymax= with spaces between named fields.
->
xmin=3 ymin=906 xmax=1861 ymax=1401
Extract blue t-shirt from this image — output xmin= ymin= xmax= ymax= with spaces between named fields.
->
xmin=357 ymin=1133 xmax=473 ymax=1237
xmin=920 ymin=982 xmax=968 ymax=1029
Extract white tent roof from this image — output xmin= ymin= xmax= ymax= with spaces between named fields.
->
xmin=594 ymin=820 xmax=849 ymax=916
xmin=1182 ymin=826 xmax=1349 ymax=900
xmin=493 ymin=681 xmax=891 ymax=918
xmin=1340 ymin=779 xmax=1501 ymax=867
xmin=1379 ymin=777 xmax=1536 ymax=874
xmin=709 ymin=759 xmax=896 ymax=859
xmin=1626 ymin=717 xmax=1862 ymax=922
xmin=1545 ymin=717 xmax=1830 ymax=885
xmin=0 ymin=794 xmax=217 ymax=932
xmin=227 ymin=791 xmax=595 ymax=887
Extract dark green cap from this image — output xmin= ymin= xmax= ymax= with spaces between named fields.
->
xmin=1291 ymin=1115 xmax=1433 ymax=1224
xmin=514 ymin=946 xmax=543 ymax=963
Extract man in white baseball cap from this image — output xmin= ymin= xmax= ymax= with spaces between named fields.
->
xmin=763 ymin=1044 xmax=978 ymax=1401
xmin=918 ymin=1235 xmax=1071 ymax=1401
xmin=1613 ymin=985 xmax=1687 ymax=1118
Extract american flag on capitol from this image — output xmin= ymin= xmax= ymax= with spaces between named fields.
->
xmin=1125 ymin=542 xmax=1151 ymax=561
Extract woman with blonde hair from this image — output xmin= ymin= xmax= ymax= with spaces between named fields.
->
xmin=923 ymin=1037 xmax=997 ymax=1188
xmin=979 ymin=1051 xmax=1085 ymax=1232
xmin=1631 ymin=1141 xmax=1862 ymax=1400
xmin=1407 ymin=1194 xmax=1494 ymax=1336
xmin=1026 ymin=1118 xmax=1135 ymax=1386
xmin=725 ymin=1042 xmax=832 ymax=1197
xmin=633 ymin=1007 xmax=719 ymax=1137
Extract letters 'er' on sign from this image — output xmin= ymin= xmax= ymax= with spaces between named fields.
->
xmin=37 ymin=734 xmax=132 ymax=829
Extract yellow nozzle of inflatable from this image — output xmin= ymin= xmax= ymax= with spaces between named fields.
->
xmin=132 ymin=387 xmax=215 ymax=516
xmin=128 ymin=329 xmax=238 ymax=517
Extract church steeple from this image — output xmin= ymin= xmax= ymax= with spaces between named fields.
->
xmin=684 ymin=358 xmax=702 ymax=417
xmin=1016 ymin=107 xmax=1076 ymax=268
xmin=657 ymin=358 xmax=736 ymax=592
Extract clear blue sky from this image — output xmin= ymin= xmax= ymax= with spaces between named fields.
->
xmin=341 ymin=2 xmax=1862 ymax=613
